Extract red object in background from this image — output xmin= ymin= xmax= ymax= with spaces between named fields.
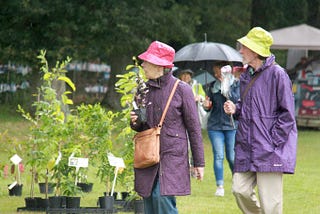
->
xmin=302 ymin=99 xmax=315 ymax=107
xmin=19 ymin=163 xmax=25 ymax=173
xmin=299 ymin=107 xmax=320 ymax=116
xmin=3 ymin=165 xmax=9 ymax=178
xmin=11 ymin=164 xmax=15 ymax=174
xmin=301 ymin=83 xmax=314 ymax=92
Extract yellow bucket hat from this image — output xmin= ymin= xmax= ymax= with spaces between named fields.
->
xmin=237 ymin=27 xmax=273 ymax=57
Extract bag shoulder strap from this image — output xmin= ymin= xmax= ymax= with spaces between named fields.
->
xmin=159 ymin=79 xmax=180 ymax=126
xmin=241 ymin=70 xmax=263 ymax=101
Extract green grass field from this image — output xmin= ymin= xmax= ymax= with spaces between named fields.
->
xmin=0 ymin=106 xmax=319 ymax=213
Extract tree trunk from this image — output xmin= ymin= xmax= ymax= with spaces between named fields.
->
xmin=101 ymin=55 xmax=131 ymax=110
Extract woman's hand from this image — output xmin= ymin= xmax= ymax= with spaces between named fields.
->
xmin=130 ymin=111 xmax=138 ymax=125
xmin=223 ymin=100 xmax=236 ymax=114
xmin=193 ymin=167 xmax=204 ymax=181
xmin=202 ymin=96 xmax=212 ymax=110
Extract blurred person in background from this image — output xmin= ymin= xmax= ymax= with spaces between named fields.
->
xmin=203 ymin=61 xmax=240 ymax=197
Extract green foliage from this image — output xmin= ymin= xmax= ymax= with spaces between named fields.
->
xmin=16 ymin=50 xmax=78 ymax=197
xmin=17 ymin=50 xmax=140 ymax=197
xmin=115 ymin=57 xmax=146 ymax=108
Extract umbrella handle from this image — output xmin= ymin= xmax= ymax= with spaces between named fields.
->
xmin=230 ymin=114 xmax=235 ymax=129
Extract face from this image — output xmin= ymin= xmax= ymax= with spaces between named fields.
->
xmin=213 ymin=65 xmax=222 ymax=81
xmin=141 ymin=61 xmax=164 ymax=80
xmin=239 ymin=44 xmax=258 ymax=66
xmin=180 ymin=73 xmax=192 ymax=84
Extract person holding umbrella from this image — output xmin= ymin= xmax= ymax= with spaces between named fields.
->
xmin=130 ymin=41 xmax=205 ymax=214
xmin=203 ymin=61 xmax=240 ymax=197
xmin=224 ymin=27 xmax=297 ymax=213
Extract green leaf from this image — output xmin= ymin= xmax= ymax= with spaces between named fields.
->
xmin=58 ymin=76 xmax=76 ymax=91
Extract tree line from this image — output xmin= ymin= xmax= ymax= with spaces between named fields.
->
xmin=0 ymin=0 xmax=319 ymax=109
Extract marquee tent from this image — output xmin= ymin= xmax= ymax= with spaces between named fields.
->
xmin=270 ymin=24 xmax=320 ymax=50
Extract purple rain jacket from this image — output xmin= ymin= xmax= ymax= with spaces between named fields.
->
xmin=234 ymin=55 xmax=297 ymax=174
xmin=131 ymin=71 xmax=205 ymax=198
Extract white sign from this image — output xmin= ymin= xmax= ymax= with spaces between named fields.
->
xmin=10 ymin=154 xmax=22 ymax=165
xmin=107 ymin=153 xmax=126 ymax=168
xmin=8 ymin=181 xmax=17 ymax=190
xmin=68 ymin=157 xmax=89 ymax=168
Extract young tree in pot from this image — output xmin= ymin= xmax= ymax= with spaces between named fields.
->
xmin=0 ymin=132 xmax=26 ymax=197
xmin=18 ymin=50 xmax=76 ymax=209
xmin=114 ymin=58 xmax=148 ymax=211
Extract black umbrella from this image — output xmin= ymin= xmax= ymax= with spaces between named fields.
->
xmin=174 ymin=41 xmax=242 ymax=72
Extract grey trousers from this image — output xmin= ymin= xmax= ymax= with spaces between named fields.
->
xmin=232 ymin=172 xmax=283 ymax=214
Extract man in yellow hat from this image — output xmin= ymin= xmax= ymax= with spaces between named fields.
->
xmin=224 ymin=27 xmax=297 ymax=214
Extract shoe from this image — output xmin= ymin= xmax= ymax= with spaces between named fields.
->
xmin=215 ymin=187 xmax=224 ymax=197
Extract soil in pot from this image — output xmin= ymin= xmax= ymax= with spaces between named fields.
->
xmin=8 ymin=184 xmax=23 ymax=196
xmin=77 ymin=182 xmax=93 ymax=193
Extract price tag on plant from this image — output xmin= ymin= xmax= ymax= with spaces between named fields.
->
xmin=107 ymin=153 xmax=126 ymax=168
xmin=10 ymin=154 xmax=22 ymax=165
xmin=68 ymin=157 xmax=89 ymax=168
xmin=8 ymin=181 xmax=17 ymax=190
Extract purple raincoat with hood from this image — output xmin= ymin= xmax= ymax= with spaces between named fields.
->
xmin=234 ymin=55 xmax=297 ymax=174
xmin=131 ymin=71 xmax=205 ymax=198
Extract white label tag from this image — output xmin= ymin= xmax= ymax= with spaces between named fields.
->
xmin=68 ymin=157 xmax=89 ymax=168
xmin=10 ymin=154 xmax=22 ymax=165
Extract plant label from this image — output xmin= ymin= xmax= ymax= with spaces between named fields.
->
xmin=107 ymin=153 xmax=125 ymax=168
xmin=10 ymin=154 xmax=22 ymax=165
xmin=8 ymin=181 xmax=17 ymax=190
xmin=68 ymin=157 xmax=89 ymax=168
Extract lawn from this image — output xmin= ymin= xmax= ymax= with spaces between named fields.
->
xmin=0 ymin=105 xmax=319 ymax=213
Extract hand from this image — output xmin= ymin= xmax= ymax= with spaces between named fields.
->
xmin=223 ymin=100 xmax=236 ymax=114
xmin=193 ymin=167 xmax=204 ymax=181
xmin=194 ymin=95 xmax=201 ymax=102
xmin=130 ymin=111 xmax=138 ymax=125
xmin=203 ymin=96 xmax=212 ymax=110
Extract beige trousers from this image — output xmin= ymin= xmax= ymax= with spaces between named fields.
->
xmin=232 ymin=172 xmax=283 ymax=214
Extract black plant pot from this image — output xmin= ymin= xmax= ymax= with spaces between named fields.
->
xmin=39 ymin=182 xmax=54 ymax=194
xmin=121 ymin=191 xmax=130 ymax=200
xmin=105 ymin=191 xmax=118 ymax=200
xmin=134 ymin=199 xmax=144 ymax=214
xmin=66 ymin=196 xmax=81 ymax=209
xmin=8 ymin=184 xmax=23 ymax=196
xmin=99 ymin=196 xmax=114 ymax=211
xmin=25 ymin=197 xmax=41 ymax=209
xmin=77 ymin=182 xmax=93 ymax=193
xmin=49 ymin=196 xmax=66 ymax=208
xmin=37 ymin=198 xmax=49 ymax=209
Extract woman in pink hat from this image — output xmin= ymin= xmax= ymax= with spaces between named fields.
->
xmin=130 ymin=41 xmax=205 ymax=214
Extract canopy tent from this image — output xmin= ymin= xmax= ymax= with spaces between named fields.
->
xmin=270 ymin=24 xmax=320 ymax=50
xmin=270 ymin=24 xmax=320 ymax=69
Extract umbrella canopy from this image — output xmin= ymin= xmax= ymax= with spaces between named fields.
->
xmin=174 ymin=42 xmax=242 ymax=72
xmin=193 ymin=71 xmax=215 ymax=85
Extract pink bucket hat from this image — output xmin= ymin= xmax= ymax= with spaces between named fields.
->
xmin=138 ymin=41 xmax=175 ymax=68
